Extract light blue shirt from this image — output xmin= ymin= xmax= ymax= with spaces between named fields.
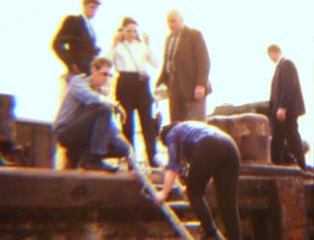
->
xmin=54 ymin=74 xmax=119 ymax=135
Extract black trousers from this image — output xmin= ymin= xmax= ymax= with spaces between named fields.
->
xmin=116 ymin=72 xmax=156 ymax=166
xmin=186 ymin=136 xmax=241 ymax=239
xmin=270 ymin=116 xmax=305 ymax=169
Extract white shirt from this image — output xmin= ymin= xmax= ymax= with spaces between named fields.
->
xmin=276 ymin=56 xmax=284 ymax=66
xmin=82 ymin=14 xmax=94 ymax=37
xmin=107 ymin=40 xmax=158 ymax=73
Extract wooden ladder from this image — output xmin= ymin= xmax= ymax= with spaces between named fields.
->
xmin=133 ymin=163 xmax=201 ymax=240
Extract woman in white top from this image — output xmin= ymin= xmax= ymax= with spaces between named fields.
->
xmin=108 ymin=17 xmax=159 ymax=167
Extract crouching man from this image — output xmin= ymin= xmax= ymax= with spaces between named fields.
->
xmin=54 ymin=57 xmax=131 ymax=172
xmin=156 ymin=121 xmax=241 ymax=240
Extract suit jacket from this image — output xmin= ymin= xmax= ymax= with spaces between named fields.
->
xmin=270 ymin=58 xmax=305 ymax=118
xmin=157 ymin=26 xmax=211 ymax=101
xmin=52 ymin=15 xmax=100 ymax=74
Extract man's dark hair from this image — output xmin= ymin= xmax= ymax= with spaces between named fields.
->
xmin=267 ymin=44 xmax=281 ymax=53
xmin=83 ymin=0 xmax=101 ymax=5
xmin=91 ymin=57 xmax=112 ymax=70
xmin=160 ymin=122 xmax=179 ymax=145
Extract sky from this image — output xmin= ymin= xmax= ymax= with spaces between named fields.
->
xmin=0 ymin=0 xmax=313 ymax=163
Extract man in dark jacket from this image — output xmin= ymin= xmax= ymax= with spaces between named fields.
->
xmin=156 ymin=9 xmax=211 ymax=122
xmin=267 ymin=44 xmax=306 ymax=170
xmin=52 ymin=0 xmax=101 ymax=76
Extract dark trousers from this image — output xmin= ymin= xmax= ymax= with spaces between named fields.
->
xmin=116 ymin=73 xmax=156 ymax=166
xmin=0 ymin=141 xmax=13 ymax=156
xmin=167 ymin=74 xmax=206 ymax=122
xmin=186 ymin=136 xmax=241 ymax=239
xmin=56 ymin=104 xmax=130 ymax=167
xmin=270 ymin=116 xmax=305 ymax=169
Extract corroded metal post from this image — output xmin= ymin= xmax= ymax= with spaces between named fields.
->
xmin=273 ymin=177 xmax=308 ymax=240
xmin=207 ymin=113 xmax=271 ymax=164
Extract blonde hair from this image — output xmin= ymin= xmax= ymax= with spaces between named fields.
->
xmin=267 ymin=44 xmax=281 ymax=53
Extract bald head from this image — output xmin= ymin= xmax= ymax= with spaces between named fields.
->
xmin=167 ymin=9 xmax=184 ymax=33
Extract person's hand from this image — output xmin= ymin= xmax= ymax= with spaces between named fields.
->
xmin=194 ymin=85 xmax=206 ymax=100
xmin=154 ymin=84 xmax=168 ymax=99
xmin=94 ymin=47 xmax=101 ymax=55
xmin=115 ymin=104 xmax=127 ymax=124
xmin=276 ymin=108 xmax=286 ymax=122
xmin=154 ymin=191 xmax=167 ymax=205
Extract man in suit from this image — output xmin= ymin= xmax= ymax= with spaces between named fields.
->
xmin=52 ymin=0 xmax=102 ymax=76
xmin=156 ymin=9 xmax=211 ymax=122
xmin=267 ymin=44 xmax=306 ymax=170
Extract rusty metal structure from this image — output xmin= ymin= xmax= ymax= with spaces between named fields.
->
xmin=0 ymin=94 xmax=313 ymax=239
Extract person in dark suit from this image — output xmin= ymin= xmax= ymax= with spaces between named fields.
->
xmin=52 ymin=0 xmax=102 ymax=76
xmin=267 ymin=44 xmax=306 ymax=170
xmin=156 ymin=9 xmax=211 ymax=122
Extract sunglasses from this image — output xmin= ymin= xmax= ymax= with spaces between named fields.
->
xmin=126 ymin=29 xmax=138 ymax=33
xmin=100 ymin=71 xmax=113 ymax=77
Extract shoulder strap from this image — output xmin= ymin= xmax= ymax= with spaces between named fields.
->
xmin=123 ymin=42 xmax=140 ymax=72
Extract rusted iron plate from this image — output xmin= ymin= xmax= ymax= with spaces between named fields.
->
xmin=208 ymin=113 xmax=271 ymax=164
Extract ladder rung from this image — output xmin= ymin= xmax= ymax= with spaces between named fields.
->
xmin=183 ymin=221 xmax=201 ymax=229
xmin=134 ymin=161 xmax=196 ymax=240
xmin=167 ymin=201 xmax=191 ymax=209
xmin=139 ymin=167 xmax=163 ymax=173
xmin=153 ymin=184 xmax=181 ymax=191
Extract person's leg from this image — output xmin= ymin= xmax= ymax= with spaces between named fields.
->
xmin=283 ymin=118 xmax=306 ymax=169
xmin=89 ymin=109 xmax=114 ymax=156
xmin=0 ymin=141 xmax=13 ymax=156
xmin=122 ymin=107 xmax=135 ymax=146
xmin=65 ymin=148 xmax=81 ymax=169
xmin=184 ymin=98 xmax=206 ymax=122
xmin=187 ymin=174 xmax=216 ymax=237
xmin=270 ymin=117 xmax=285 ymax=165
xmin=105 ymin=134 xmax=131 ymax=159
xmin=186 ymin=139 xmax=218 ymax=237
xmin=214 ymin=139 xmax=241 ymax=240
xmin=168 ymin=78 xmax=184 ymax=122
xmin=116 ymin=73 xmax=137 ymax=147
xmin=57 ymin=103 xmax=112 ymax=167
xmin=137 ymin=100 xmax=157 ymax=167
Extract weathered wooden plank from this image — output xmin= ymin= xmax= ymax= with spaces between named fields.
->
xmin=0 ymin=166 xmax=313 ymax=239
xmin=15 ymin=119 xmax=56 ymax=168
xmin=0 ymin=168 xmax=146 ymax=209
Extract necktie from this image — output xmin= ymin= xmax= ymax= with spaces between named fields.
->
xmin=166 ymin=33 xmax=178 ymax=73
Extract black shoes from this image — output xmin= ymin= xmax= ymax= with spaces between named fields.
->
xmin=65 ymin=150 xmax=119 ymax=173
xmin=100 ymin=161 xmax=119 ymax=172
xmin=81 ymin=159 xmax=119 ymax=173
